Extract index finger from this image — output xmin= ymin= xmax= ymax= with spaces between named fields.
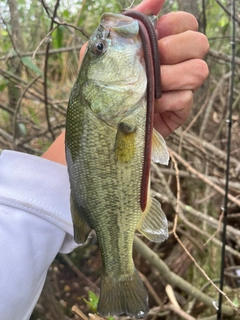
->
xmin=156 ymin=12 xmax=199 ymax=39
xmin=79 ymin=42 xmax=88 ymax=69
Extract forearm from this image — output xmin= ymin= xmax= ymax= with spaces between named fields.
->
xmin=0 ymin=150 xmax=77 ymax=319
xmin=41 ymin=131 xmax=66 ymax=165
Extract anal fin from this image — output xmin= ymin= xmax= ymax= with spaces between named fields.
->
xmin=70 ymin=193 xmax=92 ymax=244
xmin=137 ymin=197 xmax=168 ymax=243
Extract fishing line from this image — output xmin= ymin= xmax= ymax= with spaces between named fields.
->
xmin=217 ymin=0 xmax=236 ymax=318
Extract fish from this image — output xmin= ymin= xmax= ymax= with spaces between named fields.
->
xmin=65 ymin=12 xmax=169 ymax=318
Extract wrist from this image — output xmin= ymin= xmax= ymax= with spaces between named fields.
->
xmin=41 ymin=131 xmax=66 ymax=166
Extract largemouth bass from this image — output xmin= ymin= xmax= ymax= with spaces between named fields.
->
xmin=66 ymin=12 xmax=169 ymax=318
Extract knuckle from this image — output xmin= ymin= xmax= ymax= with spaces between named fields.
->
xmin=197 ymin=32 xmax=210 ymax=57
xmin=198 ymin=60 xmax=209 ymax=84
xmin=186 ymin=30 xmax=210 ymax=58
xmin=183 ymin=12 xmax=199 ymax=31
xmin=172 ymin=11 xmax=199 ymax=31
xmin=181 ymin=90 xmax=193 ymax=114
xmin=192 ymin=60 xmax=209 ymax=88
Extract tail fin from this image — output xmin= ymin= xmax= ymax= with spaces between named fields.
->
xmin=97 ymin=269 xmax=149 ymax=318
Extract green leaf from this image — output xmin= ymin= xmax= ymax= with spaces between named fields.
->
xmin=52 ymin=25 xmax=64 ymax=49
xmin=0 ymin=79 xmax=9 ymax=91
xmin=83 ymin=291 xmax=98 ymax=313
xmin=62 ymin=9 xmax=69 ymax=19
xmin=83 ymin=291 xmax=114 ymax=319
xmin=56 ymin=25 xmax=64 ymax=48
xmin=233 ymin=297 xmax=239 ymax=307
xmin=18 ymin=123 xmax=27 ymax=136
xmin=1 ymin=29 xmax=8 ymax=37
xmin=27 ymin=107 xmax=40 ymax=126
xmin=21 ymin=57 xmax=43 ymax=76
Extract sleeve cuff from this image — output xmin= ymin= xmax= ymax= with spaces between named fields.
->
xmin=0 ymin=150 xmax=78 ymax=253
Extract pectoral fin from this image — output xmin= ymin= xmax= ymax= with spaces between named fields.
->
xmin=137 ymin=197 xmax=168 ymax=243
xmin=70 ymin=193 xmax=92 ymax=244
xmin=114 ymin=122 xmax=137 ymax=163
xmin=152 ymin=128 xmax=169 ymax=165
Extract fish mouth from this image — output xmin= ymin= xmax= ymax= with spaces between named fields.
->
xmin=101 ymin=13 xmax=139 ymax=38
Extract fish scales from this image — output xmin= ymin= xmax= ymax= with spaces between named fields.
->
xmin=66 ymin=12 xmax=169 ymax=318
xmin=68 ymin=101 xmax=146 ymax=273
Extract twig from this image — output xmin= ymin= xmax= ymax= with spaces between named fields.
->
xmin=12 ymin=75 xmax=41 ymax=149
xmin=179 ymin=206 xmax=240 ymax=259
xmin=0 ymin=68 xmax=28 ymax=85
xmin=167 ymin=304 xmax=196 ymax=320
xmin=71 ymin=305 xmax=89 ymax=320
xmin=179 ymin=90 xmax=210 ymax=153
xmin=41 ymin=0 xmax=88 ymax=38
xmin=71 ymin=306 xmax=105 ymax=320
xmin=200 ymin=72 xmax=231 ymax=138
xmin=215 ymin=0 xmax=240 ymax=24
xmin=0 ymin=45 xmax=82 ymax=61
xmin=213 ymin=92 xmax=240 ymax=142
xmin=153 ymin=167 xmax=240 ymax=191
xmin=169 ymin=151 xmax=236 ymax=312
xmin=32 ymin=25 xmax=59 ymax=59
xmin=174 ymin=131 xmax=240 ymax=169
xmin=208 ymin=49 xmax=240 ymax=65
xmin=227 ymin=213 xmax=240 ymax=219
xmin=88 ymin=313 xmax=106 ymax=320
xmin=204 ymin=210 xmax=223 ymax=246
xmin=181 ymin=203 xmax=240 ymax=256
xmin=171 ymin=224 xmax=235 ymax=309
xmin=0 ymin=47 xmax=12 ymax=69
xmin=139 ymin=272 xmax=163 ymax=307
xmin=198 ymin=316 xmax=218 ymax=320
xmin=0 ymin=103 xmax=15 ymax=115
xmin=152 ymin=164 xmax=240 ymax=258
xmin=133 ymin=236 xmax=236 ymax=317
xmin=187 ymin=279 xmax=220 ymax=315
xmin=60 ymin=254 xmax=99 ymax=294
xmin=1 ymin=16 xmax=22 ymax=61
xmin=147 ymin=306 xmax=169 ymax=317
xmin=41 ymin=0 xmax=61 ymax=141
xmin=165 ymin=285 xmax=181 ymax=309
xmin=179 ymin=207 xmax=240 ymax=259
xmin=169 ymin=148 xmax=240 ymax=207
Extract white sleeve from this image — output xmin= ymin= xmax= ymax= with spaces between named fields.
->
xmin=0 ymin=150 xmax=79 ymax=320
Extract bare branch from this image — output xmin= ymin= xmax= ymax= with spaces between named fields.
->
xmin=209 ymin=49 xmax=240 ymax=66
xmin=12 ymin=76 xmax=41 ymax=149
xmin=0 ymin=46 xmax=82 ymax=61
xmin=133 ymin=236 xmax=236 ymax=317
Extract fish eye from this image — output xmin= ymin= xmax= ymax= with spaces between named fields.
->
xmin=97 ymin=42 xmax=104 ymax=50
xmin=93 ymin=40 xmax=106 ymax=55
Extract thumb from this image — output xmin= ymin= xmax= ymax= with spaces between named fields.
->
xmin=78 ymin=42 xmax=88 ymax=69
xmin=133 ymin=0 xmax=165 ymax=15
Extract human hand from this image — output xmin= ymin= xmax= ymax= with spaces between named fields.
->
xmin=42 ymin=0 xmax=209 ymax=164
xmin=135 ymin=0 xmax=209 ymax=137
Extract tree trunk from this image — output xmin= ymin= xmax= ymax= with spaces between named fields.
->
xmin=7 ymin=0 xmax=24 ymax=139
xmin=177 ymin=0 xmax=199 ymax=18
